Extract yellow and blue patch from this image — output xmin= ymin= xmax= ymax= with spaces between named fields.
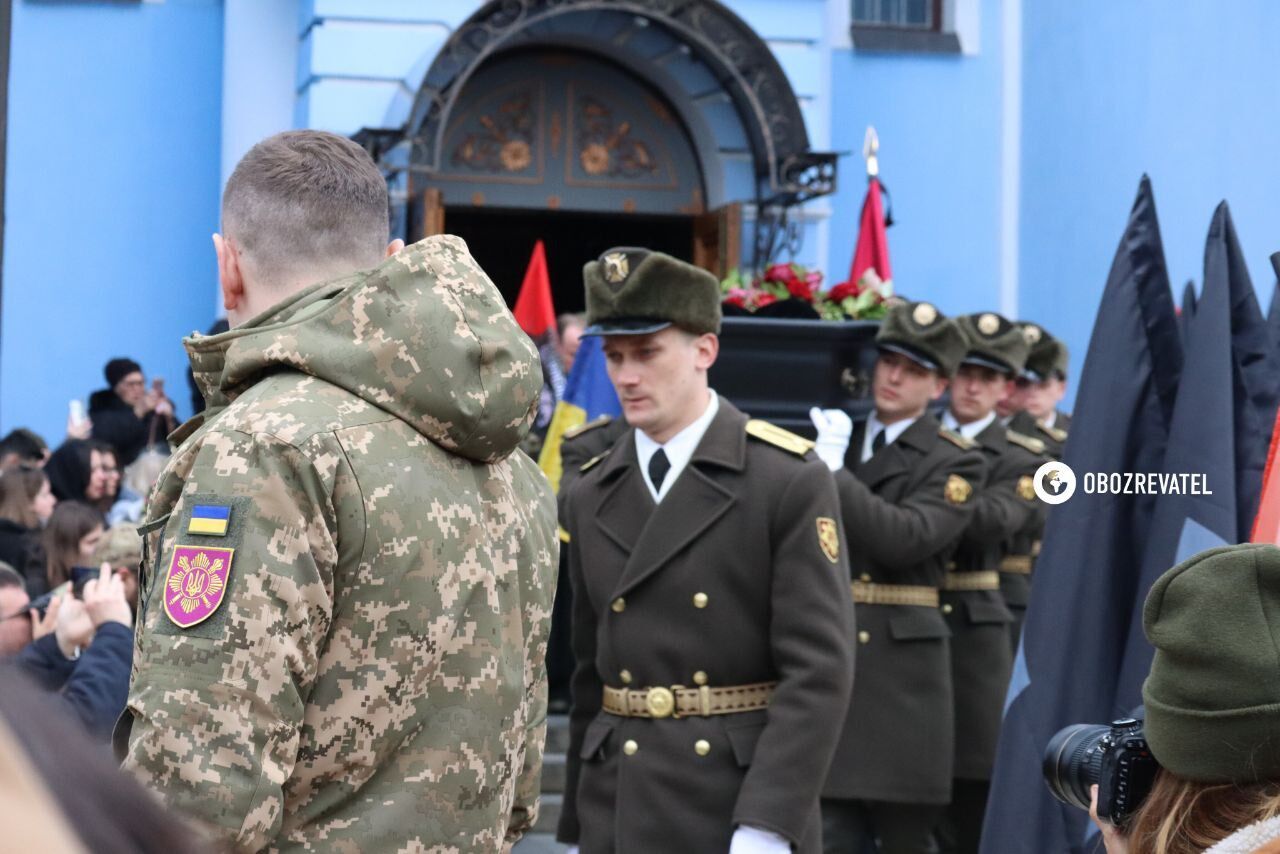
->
xmin=187 ymin=504 xmax=231 ymax=537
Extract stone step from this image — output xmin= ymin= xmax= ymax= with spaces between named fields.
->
xmin=545 ymin=714 xmax=570 ymax=754
xmin=540 ymin=751 xmax=567 ymax=794
xmin=513 ymin=832 xmax=569 ymax=853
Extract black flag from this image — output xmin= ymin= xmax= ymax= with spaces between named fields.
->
xmin=981 ymin=176 xmax=1182 ymax=854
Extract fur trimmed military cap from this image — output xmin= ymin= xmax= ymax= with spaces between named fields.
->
xmin=956 ymin=312 xmax=1030 ymax=376
xmin=875 ymin=300 xmax=967 ymax=377
xmin=582 ymin=247 xmax=721 ymax=337
xmin=1143 ymin=544 xmax=1280 ymax=782
xmin=1018 ymin=322 xmax=1069 ymax=381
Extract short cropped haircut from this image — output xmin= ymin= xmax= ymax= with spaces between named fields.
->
xmin=222 ymin=130 xmax=390 ymax=281
xmin=0 ymin=563 xmax=23 ymax=590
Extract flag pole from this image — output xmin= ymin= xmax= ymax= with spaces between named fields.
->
xmin=863 ymin=126 xmax=879 ymax=178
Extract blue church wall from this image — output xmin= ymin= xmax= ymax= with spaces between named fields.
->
xmin=1019 ymin=1 xmax=1280 ymax=407
xmin=2 ymin=0 xmax=224 ymax=441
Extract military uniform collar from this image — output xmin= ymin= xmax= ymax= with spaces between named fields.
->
xmin=596 ymin=397 xmax=748 ymax=480
xmin=895 ymin=412 xmax=943 ymax=451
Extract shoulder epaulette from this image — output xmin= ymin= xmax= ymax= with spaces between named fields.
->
xmin=564 ymin=414 xmax=613 ymax=440
xmin=939 ymin=427 xmax=977 ymax=450
xmin=1037 ymin=423 xmax=1068 ymax=444
xmin=579 ymin=449 xmax=611 ymax=472
xmin=1006 ymin=430 xmax=1046 ymax=455
xmin=746 ymin=419 xmax=814 ymax=457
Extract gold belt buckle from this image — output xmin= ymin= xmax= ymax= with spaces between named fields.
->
xmin=645 ymin=686 xmax=677 ymax=719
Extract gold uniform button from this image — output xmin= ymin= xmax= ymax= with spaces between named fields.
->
xmin=857 ymin=630 xmax=871 ymax=644
xmin=693 ymin=592 xmax=709 ymax=609
xmin=693 ymin=670 xmax=708 ymax=686
xmin=611 ymin=597 xmax=626 ymax=613
xmin=623 ymin=739 xmax=638 ymax=756
xmin=695 ymin=739 xmax=711 ymax=757
xmin=620 ymin=669 xmax=633 ymax=685
xmin=859 ymin=573 xmax=872 ymax=582
xmin=942 ymin=604 xmax=954 ymax=615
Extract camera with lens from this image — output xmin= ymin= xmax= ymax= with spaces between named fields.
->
xmin=1043 ymin=717 xmax=1159 ymax=826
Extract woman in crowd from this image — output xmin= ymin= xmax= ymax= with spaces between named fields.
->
xmin=44 ymin=439 xmax=115 ymax=514
xmin=107 ymin=449 xmax=166 ymax=526
xmin=0 ymin=466 xmax=55 ymax=596
xmin=42 ymin=501 xmax=103 ymax=592
xmin=1091 ymin=543 xmax=1280 ymax=854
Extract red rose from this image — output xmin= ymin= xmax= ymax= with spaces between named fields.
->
xmin=764 ymin=263 xmax=799 ymax=285
xmin=754 ymin=293 xmax=778 ymax=308
xmin=827 ymin=281 xmax=861 ymax=302
xmin=724 ymin=294 xmax=746 ymax=308
xmin=786 ymin=278 xmax=814 ymax=301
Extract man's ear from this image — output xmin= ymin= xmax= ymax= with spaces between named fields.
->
xmin=694 ymin=333 xmax=719 ymax=371
xmin=214 ymin=234 xmax=245 ymax=314
xmin=385 ymin=239 xmax=405 ymax=258
xmin=931 ymin=376 xmax=950 ymax=400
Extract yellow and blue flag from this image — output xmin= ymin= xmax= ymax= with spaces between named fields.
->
xmin=187 ymin=504 xmax=231 ymax=537
xmin=538 ymin=335 xmax=620 ymax=492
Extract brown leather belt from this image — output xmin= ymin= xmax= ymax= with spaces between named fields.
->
xmin=850 ymin=580 xmax=939 ymax=608
xmin=942 ymin=570 xmax=1002 ymax=591
xmin=1000 ymin=555 xmax=1033 ymax=575
xmin=602 ymin=682 xmax=776 ymax=719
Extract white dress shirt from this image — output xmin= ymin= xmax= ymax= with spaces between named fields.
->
xmin=941 ymin=409 xmax=996 ymax=441
xmin=634 ymin=391 xmax=719 ymax=502
xmin=860 ymin=412 xmax=919 ymax=463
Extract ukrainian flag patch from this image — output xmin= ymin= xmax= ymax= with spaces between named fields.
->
xmin=187 ymin=504 xmax=231 ymax=537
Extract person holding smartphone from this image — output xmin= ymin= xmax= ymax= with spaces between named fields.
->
xmin=87 ymin=358 xmax=175 ymax=467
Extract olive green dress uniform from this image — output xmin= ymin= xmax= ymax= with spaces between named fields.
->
xmin=937 ymin=314 xmax=1047 ymax=854
xmin=559 ymin=415 xmax=629 ymax=516
xmin=1001 ymin=324 xmax=1071 ymax=648
xmin=821 ymin=303 xmax=986 ymax=854
xmin=557 ymin=248 xmax=855 ymax=854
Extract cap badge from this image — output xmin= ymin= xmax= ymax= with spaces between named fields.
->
xmin=912 ymin=303 xmax=938 ymax=326
xmin=978 ymin=313 xmax=1000 ymax=335
xmin=1022 ymin=324 xmax=1042 ymax=345
xmin=603 ymin=252 xmax=630 ymax=284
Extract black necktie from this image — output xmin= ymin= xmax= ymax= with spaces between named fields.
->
xmin=649 ymin=448 xmax=671 ymax=492
xmin=871 ymin=428 xmax=887 ymax=455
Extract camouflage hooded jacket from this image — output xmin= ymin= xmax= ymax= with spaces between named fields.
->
xmin=118 ymin=236 xmax=559 ymax=852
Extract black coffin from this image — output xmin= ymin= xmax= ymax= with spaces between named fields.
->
xmin=709 ymin=317 xmax=881 ymax=438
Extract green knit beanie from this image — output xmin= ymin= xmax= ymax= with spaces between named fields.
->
xmin=1142 ymin=543 xmax=1280 ymax=782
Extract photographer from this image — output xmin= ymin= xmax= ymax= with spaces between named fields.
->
xmin=1072 ymin=544 xmax=1280 ymax=853
xmin=15 ymin=562 xmax=133 ymax=740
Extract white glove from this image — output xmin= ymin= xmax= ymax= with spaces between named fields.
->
xmin=729 ymin=825 xmax=792 ymax=853
xmin=809 ymin=407 xmax=853 ymax=472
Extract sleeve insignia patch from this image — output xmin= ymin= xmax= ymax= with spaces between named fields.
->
xmin=945 ymin=474 xmax=973 ymax=505
xmin=816 ymin=517 xmax=840 ymax=564
xmin=164 ymin=545 xmax=234 ymax=628
xmin=1017 ymin=475 xmax=1036 ymax=501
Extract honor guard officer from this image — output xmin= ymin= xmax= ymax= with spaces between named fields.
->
xmin=936 ymin=313 xmax=1047 ymax=854
xmin=810 ymin=301 xmax=985 ymax=854
xmin=1000 ymin=322 xmax=1070 ymax=646
xmin=556 ymin=248 xmax=855 ymax=854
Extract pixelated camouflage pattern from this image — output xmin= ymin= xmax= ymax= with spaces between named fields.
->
xmin=121 ymin=235 xmax=559 ymax=852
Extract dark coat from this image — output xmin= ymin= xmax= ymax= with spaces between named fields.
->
xmin=0 ymin=518 xmax=47 ymax=598
xmin=557 ymin=400 xmax=855 ymax=853
xmin=1002 ymin=412 xmax=1066 ymax=647
xmin=824 ymin=414 xmax=986 ymax=805
xmin=943 ymin=419 xmax=1043 ymax=780
xmin=15 ymin=622 xmax=133 ymax=741
xmin=558 ymin=416 xmax=629 ymax=519
xmin=88 ymin=390 xmax=171 ymax=468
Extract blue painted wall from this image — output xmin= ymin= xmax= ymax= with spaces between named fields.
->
xmin=825 ymin=0 xmax=1007 ymax=314
xmin=1019 ymin=1 xmax=1280 ymax=406
xmin=2 ymin=0 xmax=224 ymax=442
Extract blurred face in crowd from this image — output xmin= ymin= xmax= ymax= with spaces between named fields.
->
xmin=115 ymin=371 xmax=147 ymax=407
xmin=85 ymin=450 xmax=116 ymax=502
xmin=997 ymin=378 xmax=1031 ymax=419
xmin=115 ymin=565 xmax=139 ymax=610
xmin=603 ymin=327 xmax=718 ymax=444
xmin=873 ymin=351 xmax=948 ymax=425
xmin=32 ymin=476 xmax=56 ymax=524
xmin=559 ymin=323 xmax=584 ymax=373
xmin=0 ymin=586 xmax=31 ymax=655
xmin=78 ymin=525 xmax=104 ymax=565
xmin=950 ymin=365 xmax=1011 ymax=424
xmin=1023 ymin=376 xmax=1067 ymax=421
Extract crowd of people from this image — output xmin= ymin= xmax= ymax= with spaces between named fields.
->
xmin=0 ymin=357 xmax=178 ymax=737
